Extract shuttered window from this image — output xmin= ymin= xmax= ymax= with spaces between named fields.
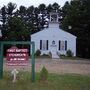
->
xmin=58 ymin=40 xmax=67 ymax=51
xmin=59 ymin=40 xmax=61 ymax=50
xmin=40 ymin=40 xmax=42 ymax=50
xmin=65 ymin=41 xmax=67 ymax=50
xmin=47 ymin=40 xmax=48 ymax=50
xmin=40 ymin=40 xmax=48 ymax=50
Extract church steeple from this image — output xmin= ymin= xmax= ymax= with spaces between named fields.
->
xmin=48 ymin=12 xmax=60 ymax=28
xmin=49 ymin=12 xmax=59 ymax=23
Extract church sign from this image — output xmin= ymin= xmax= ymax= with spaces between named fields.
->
xmin=6 ymin=46 xmax=29 ymax=66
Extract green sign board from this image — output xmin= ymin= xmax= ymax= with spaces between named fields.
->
xmin=0 ymin=41 xmax=35 ymax=82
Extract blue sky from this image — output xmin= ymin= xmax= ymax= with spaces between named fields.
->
xmin=0 ymin=0 xmax=71 ymax=8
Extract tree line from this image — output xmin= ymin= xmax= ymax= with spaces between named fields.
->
xmin=0 ymin=2 xmax=60 ymax=41
xmin=0 ymin=0 xmax=90 ymax=58
xmin=60 ymin=0 xmax=90 ymax=58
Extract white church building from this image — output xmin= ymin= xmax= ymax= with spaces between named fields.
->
xmin=31 ymin=12 xmax=76 ymax=58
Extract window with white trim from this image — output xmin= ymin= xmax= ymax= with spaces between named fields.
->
xmin=58 ymin=40 xmax=67 ymax=51
xmin=40 ymin=40 xmax=48 ymax=50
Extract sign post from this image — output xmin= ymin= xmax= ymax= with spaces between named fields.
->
xmin=0 ymin=41 xmax=35 ymax=82
xmin=31 ymin=42 xmax=35 ymax=82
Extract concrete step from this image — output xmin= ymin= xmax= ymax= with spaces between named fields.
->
xmin=52 ymin=53 xmax=59 ymax=59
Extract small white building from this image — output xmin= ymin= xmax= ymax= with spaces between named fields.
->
xmin=31 ymin=12 xmax=76 ymax=58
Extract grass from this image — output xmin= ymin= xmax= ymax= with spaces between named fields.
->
xmin=0 ymin=72 xmax=90 ymax=90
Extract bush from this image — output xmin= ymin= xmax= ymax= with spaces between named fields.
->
xmin=42 ymin=54 xmax=49 ymax=56
xmin=66 ymin=49 xmax=73 ymax=57
xmin=48 ymin=52 xmax=52 ymax=57
xmin=60 ymin=54 xmax=66 ymax=58
xmin=41 ymin=54 xmax=50 ymax=58
xmin=35 ymin=49 xmax=41 ymax=56
xmin=39 ymin=66 xmax=48 ymax=82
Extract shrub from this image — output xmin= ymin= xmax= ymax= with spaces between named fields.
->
xmin=66 ymin=49 xmax=73 ymax=57
xmin=41 ymin=54 xmax=50 ymax=58
xmin=60 ymin=54 xmax=66 ymax=58
xmin=35 ymin=49 xmax=41 ymax=56
xmin=48 ymin=51 xmax=52 ymax=57
xmin=42 ymin=54 xmax=49 ymax=56
xmin=39 ymin=66 xmax=48 ymax=82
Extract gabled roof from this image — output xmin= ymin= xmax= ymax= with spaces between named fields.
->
xmin=31 ymin=24 xmax=77 ymax=39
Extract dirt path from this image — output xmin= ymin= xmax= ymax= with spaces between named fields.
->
xmin=4 ymin=59 xmax=90 ymax=75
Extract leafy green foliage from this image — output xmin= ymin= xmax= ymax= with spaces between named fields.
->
xmin=0 ymin=6 xmax=7 ymax=38
xmin=66 ymin=49 xmax=73 ymax=57
xmin=35 ymin=50 xmax=41 ymax=56
xmin=7 ymin=2 xmax=17 ymax=16
xmin=46 ymin=4 xmax=52 ymax=13
xmin=52 ymin=2 xmax=60 ymax=11
xmin=1 ymin=6 xmax=7 ymax=24
xmin=61 ymin=0 xmax=90 ymax=58
xmin=38 ymin=4 xmax=46 ymax=13
xmin=39 ymin=66 xmax=48 ymax=81
xmin=7 ymin=16 xmax=30 ymax=41
xmin=0 ymin=2 xmax=61 ymax=41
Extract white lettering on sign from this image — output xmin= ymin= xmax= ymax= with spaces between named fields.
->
xmin=8 ymin=53 xmax=27 ymax=57
xmin=10 ymin=58 xmax=26 ymax=61
xmin=7 ymin=49 xmax=15 ymax=52
xmin=7 ymin=49 xmax=28 ymax=52
xmin=6 ymin=46 xmax=29 ymax=66
xmin=7 ymin=46 xmax=28 ymax=53
xmin=15 ymin=49 xmax=28 ymax=52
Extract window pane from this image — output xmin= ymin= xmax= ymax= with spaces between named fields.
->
xmin=61 ymin=41 xmax=65 ymax=50
xmin=42 ymin=40 xmax=46 ymax=50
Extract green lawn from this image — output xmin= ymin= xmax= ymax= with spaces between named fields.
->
xmin=0 ymin=72 xmax=90 ymax=90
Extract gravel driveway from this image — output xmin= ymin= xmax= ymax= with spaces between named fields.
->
xmin=4 ymin=58 xmax=90 ymax=75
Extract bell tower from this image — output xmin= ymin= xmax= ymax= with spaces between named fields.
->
xmin=48 ymin=12 xmax=60 ymax=28
xmin=49 ymin=12 xmax=59 ymax=23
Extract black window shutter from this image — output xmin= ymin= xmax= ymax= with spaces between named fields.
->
xmin=47 ymin=40 xmax=48 ymax=50
xmin=40 ymin=40 xmax=42 ymax=50
xmin=59 ymin=40 xmax=61 ymax=50
xmin=65 ymin=41 xmax=67 ymax=50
